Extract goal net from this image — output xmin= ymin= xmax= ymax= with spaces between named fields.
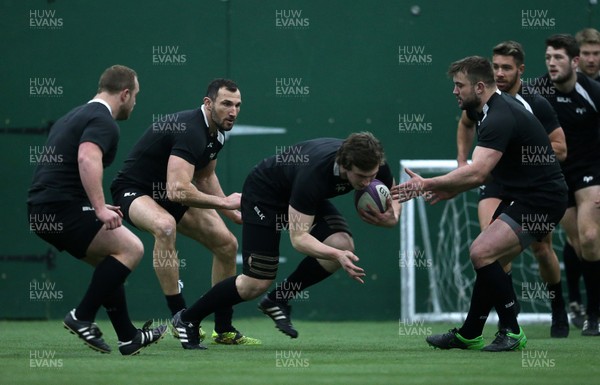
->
xmin=399 ymin=160 xmax=565 ymax=323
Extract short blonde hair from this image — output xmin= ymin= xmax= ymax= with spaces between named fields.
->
xmin=576 ymin=28 xmax=600 ymax=46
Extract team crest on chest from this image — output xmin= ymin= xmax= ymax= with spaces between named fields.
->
xmin=335 ymin=183 xmax=350 ymax=192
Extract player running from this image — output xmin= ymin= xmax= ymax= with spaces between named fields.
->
xmin=538 ymin=34 xmax=600 ymax=336
xmin=170 ymin=132 xmax=400 ymax=345
xmin=396 ymin=56 xmax=567 ymax=352
xmin=27 ymin=65 xmax=167 ymax=355
xmin=111 ymin=78 xmax=259 ymax=348
xmin=456 ymin=41 xmax=569 ymax=338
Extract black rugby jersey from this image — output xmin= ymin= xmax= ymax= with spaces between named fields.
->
xmin=28 ymin=101 xmax=118 ymax=204
xmin=516 ymin=83 xmax=561 ymax=135
xmin=467 ymin=88 xmax=560 ymax=136
xmin=112 ymin=106 xmax=224 ymax=192
xmin=242 ymin=138 xmax=393 ymax=215
xmin=536 ymin=72 xmax=600 ymax=174
xmin=475 ymin=91 xmax=566 ymax=206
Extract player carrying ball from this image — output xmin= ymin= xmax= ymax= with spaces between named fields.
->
xmin=171 ymin=132 xmax=401 ymax=344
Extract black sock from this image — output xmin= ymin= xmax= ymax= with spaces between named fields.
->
xmin=182 ymin=276 xmax=244 ymax=324
xmin=547 ymin=281 xmax=566 ymax=313
xmin=480 ymin=262 xmax=519 ymax=334
xmin=75 ymin=256 xmax=131 ymax=322
xmin=104 ymin=284 xmax=137 ymax=342
xmin=506 ymin=271 xmax=522 ymax=316
xmin=166 ymin=293 xmax=186 ymax=316
xmin=459 ymin=270 xmax=494 ymax=339
xmin=214 ymin=307 xmax=234 ymax=334
xmin=267 ymin=257 xmax=332 ymax=304
xmin=581 ymin=259 xmax=600 ymax=318
xmin=563 ymin=242 xmax=582 ymax=304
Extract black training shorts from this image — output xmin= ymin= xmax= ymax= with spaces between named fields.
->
xmin=111 ymin=183 xmax=189 ymax=227
xmin=241 ymin=199 xmax=351 ymax=280
xmin=27 ymin=200 xmax=104 ymax=259
xmin=492 ymin=198 xmax=567 ymax=250
xmin=563 ymin=163 xmax=600 ymax=207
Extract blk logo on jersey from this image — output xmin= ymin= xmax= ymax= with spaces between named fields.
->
xmin=254 ymin=206 xmax=265 ymax=220
xmin=583 ymin=176 xmax=594 ymax=183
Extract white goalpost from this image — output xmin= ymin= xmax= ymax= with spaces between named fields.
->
xmin=399 ymin=159 xmax=561 ymax=324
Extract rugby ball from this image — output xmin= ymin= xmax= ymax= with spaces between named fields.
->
xmin=354 ymin=179 xmax=390 ymax=213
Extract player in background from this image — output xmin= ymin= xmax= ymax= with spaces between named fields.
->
xmin=576 ymin=28 xmax=600 ymax=81
xmin=111 ymin=79 xmax=259 ymax=348
xmin=559 ymin=28 xmax=600 ymax=329
xmin=456 ymin=41 xmax=569 ymax=338
xmin=396 ymin=56 xmax=567 ymax=352
xmin=170 ymin=132 xmax=400 ymax=346
xmin=27 ymin=65 xmax=167 ymax=355
xmin=538 ymin=34 xmax=600 ymax=336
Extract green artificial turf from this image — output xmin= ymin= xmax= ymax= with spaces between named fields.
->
xmin=1 ymin=319 xmax=599 ymax=385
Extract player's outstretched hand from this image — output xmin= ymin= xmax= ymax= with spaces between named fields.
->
xmin=392 ymin=168 xmax=426 ymax=203
xmin=337 ymin=251 xmax=365 ymax=284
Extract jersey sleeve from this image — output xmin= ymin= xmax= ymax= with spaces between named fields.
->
xmin=476 ymin=110 xmax=513 ymax=153
xmin=80 ymin=113 xmax=119 ymax=157
xmin=170 ymin=129 xmax=204 ymax=165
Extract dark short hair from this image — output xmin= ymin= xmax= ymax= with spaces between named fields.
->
xmin=205 ymin=78 xmax=239 ymax=100
xmin=447 ymin=56 xmax=495 ymax=86
xmin=336 ymin=132 xmax=385 ymax=171
xmin=97 ymin=65 xmax=137 ymax=94
xmin=492 ymin=41 xmax=525 ymax=67
xmin=546 ymin=34 xmax=579 ymax=59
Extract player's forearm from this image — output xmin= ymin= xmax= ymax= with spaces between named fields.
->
xmin=427 ymin=164 xmax=486 ymax=193
xmin=389 ymin=200 xmax=402 ymax=225
xmin=167 ymin=181 xmax=229 ymax=209
xmin=192 ymin=172 xmax=238 ymax=217
xmin=290 ymin=232 xmax=342 ymax=262
xmin=551 ymin=140 xmax=567 ymax=162
xmin=193 ymin=172 xmax=223 ymax=196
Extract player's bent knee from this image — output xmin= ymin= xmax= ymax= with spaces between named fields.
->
xmin=323 ymin=232 xmax=354 ymax=252
xmin=530 ymin=241 xmax=549 ymax=256
xmin=318 ymin=258 xmax=340 ymax=273
xmin=152 ymin=217 xmax=177 ymax=241
xmin=469 ymin=241 xmax=493 ymax=267
xmin=203 ymin=228 xmax=238 ymax=256
xmin=129 ymin=236 xmax=144 ymax=260
xmin=118 ymin=233 xmax=144 ymax=267
xmin=218 ymin=232 xmax=239 ymax=256
xmin=236 ymin=275 xmax=272 ymax=300
xmin=579 ymin=228 xmax=600 ymax=259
